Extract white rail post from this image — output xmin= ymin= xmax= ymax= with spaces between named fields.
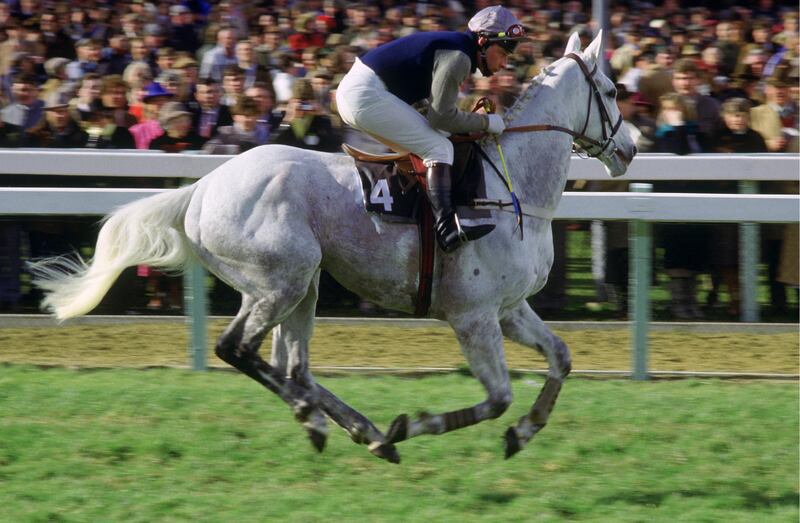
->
xmin=739 ymin=180 xmax=760 ymax=322
xmin=184 ymin=261 xmax=208 ymax=370
xmin=629 ymin=183 xmax=652 ymax=380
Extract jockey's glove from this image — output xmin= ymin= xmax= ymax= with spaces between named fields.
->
xmin=486 ymin=114 xmax=506 ymax=134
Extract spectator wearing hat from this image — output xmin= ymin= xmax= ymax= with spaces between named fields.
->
xmin=40 ymin=57 xmax=71 ymax=101
xmin=81 ymin=104 xmax=136 ymax=149
xmin=271 ymin=78 xmax=341 ymax=152
xmin=149 ymin=101 xmax=204 ymax=152
xmin=129 ymin=81 xmax=173 ymax=149
xmin=66 ymin=38 xmax=102 ymax=82
xmin=188 ymin=78 xmax=232 ymax=140
xmin=25 ymin=90 xmax=88 ymax=148
xmin=39 ymin=9 xmax=76 ymax=60
xmin=199 ymin=25 xmax=238 ymax=82
xmin=203 ymin=96 xmax=262 ymax=154
xmin=244 ymin=82 xmax=284 ymax=144
xmin=1 ymin=73 xmax=44 ymax=130
xmin=751 ymin=74 xmax=799 ymax=152
xmin=671 ymin=58 xmax=722 ymax=136
xmin=172 ymin=55 xmax=200 ymax=102
xmin=166 ymin=4 xmax=201 ymax=54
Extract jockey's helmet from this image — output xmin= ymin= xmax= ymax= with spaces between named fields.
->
xmin=468 ymin=6 xmax=530 ymax=53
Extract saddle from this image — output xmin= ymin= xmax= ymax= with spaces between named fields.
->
xmin=343 ymin=141 xmax=491 ymax=317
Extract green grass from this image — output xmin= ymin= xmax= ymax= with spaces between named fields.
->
xmin=1 ymin=366 xmax=797 ymax=522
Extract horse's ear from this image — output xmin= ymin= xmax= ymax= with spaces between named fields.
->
xmin=584 ymin=30 xmax=603 ymax=61
xmin=564 ymin=32 xmax=581 ymax=55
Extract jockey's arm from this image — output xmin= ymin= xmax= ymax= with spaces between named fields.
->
xmin=427 ymin=49 xmax=491 ymax=135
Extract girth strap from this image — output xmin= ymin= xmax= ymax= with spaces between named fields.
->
xmin=470 ymin=198 xmax=555 ymax=221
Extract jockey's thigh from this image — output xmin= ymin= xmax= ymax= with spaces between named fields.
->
xmin=336 ymin=58 xmax=453 ymax=166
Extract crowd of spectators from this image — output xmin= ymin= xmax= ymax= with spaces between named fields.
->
xmin=0 ymin=0 xmax=797 ymax=317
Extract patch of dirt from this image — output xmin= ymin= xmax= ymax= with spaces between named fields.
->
xmin=0 ymin=322 xmax=797 ymax=373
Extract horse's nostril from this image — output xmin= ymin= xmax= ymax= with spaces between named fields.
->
xmin=632 ymin=145 xmax=638 ymax=156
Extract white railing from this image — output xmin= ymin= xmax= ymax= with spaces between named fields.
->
xmin=1 ymin=150 xmax=798 ymax=377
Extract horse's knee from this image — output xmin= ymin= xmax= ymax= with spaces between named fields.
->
xmin=214 ymin=339 xmax=233 ymax=363
xmin=553 ymin=337 xmax=572 ymax=378
xmin=488 ymin=390 xmax=513 ymax=419
xmin=215 ymin=334 xmax=243 ymax=365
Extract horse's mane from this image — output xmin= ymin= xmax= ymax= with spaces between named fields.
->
xmin=502 ymin=52 xmax=581 ymax=127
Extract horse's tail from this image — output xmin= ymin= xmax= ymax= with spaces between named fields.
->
xmin=30 ymin=184 xmax=198 ymax=321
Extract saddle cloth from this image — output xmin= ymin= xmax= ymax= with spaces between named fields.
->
xmin=345 ymin=141 xmax=492 ymax=316
xmin=348 ymin=141 xmax=492 ymax=224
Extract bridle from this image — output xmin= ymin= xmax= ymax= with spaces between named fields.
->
xmin=502 ymin=52 xmax=628 ymax=164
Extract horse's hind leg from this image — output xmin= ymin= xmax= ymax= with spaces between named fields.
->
xmin=270 ymin=271 xmax=400 ymax=463
xmin=499 ymin=300 xmax=572 ymax=458
xmin=215 ymin=285 xmax=328 ymax=451
xmin=385 ymin=312 xmax=513 ymax=444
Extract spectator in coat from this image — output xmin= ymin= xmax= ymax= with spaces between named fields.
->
xmin=149 ymin=101 xmax=204 ymax=152
xmin=39 ymin=9 xmax=76 ymax=60
xmin=707 ymin=98 xmax=768 ymax=315
xmin=750 ymin=74 xmax=799 ymax=152
xmin=1 ymin=73 xmax=44 ymax=130
xmin=188 ymin=78 xmax=232 ymax=140
xmin=671 ymin=58 xmax=722 ymax=137
xmin=65 ymin=38 xmax=102 ymax=82
xmin=166 ymin=5 xmax=201 ymax=54
xmin=25 ymin=91 xmax=88 ymax=148
xmin=199 ymin=25 xmax=237 ymax=81
xmin=203 ymin=96 xmax=261 ymax=154
xmin=271 ymin=78 xmax=341 ymax=152
xmin=128 ymin=81 xmax=173 ymax=149
xmin=245 ymin=82 xmax=284 ymax=144
xmin=654 ymin=92 xmax=709 ymax=319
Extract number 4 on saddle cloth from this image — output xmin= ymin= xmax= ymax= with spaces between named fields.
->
xmin=343 ymin=140 xmax=493 ymax=316
xmin=343 ymin=141 xmax=492 ymax=226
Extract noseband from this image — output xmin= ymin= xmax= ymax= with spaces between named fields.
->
xmin=503 ymin=52 xmax=625 ymax=162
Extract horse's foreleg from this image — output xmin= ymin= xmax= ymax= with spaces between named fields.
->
xmin=270 ymin=274 xmax=399 ymax=463
xmin=499 ymin=301 xmax=572 ymax=458
xmin=215 ymin=290 xmax=327 ymax=450
xmin=386 ymin=313 xmax=512 ymax=444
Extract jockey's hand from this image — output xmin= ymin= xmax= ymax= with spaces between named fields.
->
xmin=486 ymin=114 xmax=505 ymax=135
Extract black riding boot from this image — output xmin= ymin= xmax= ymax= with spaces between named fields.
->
xmin=426 ymin=163 xmax=495 ymax=253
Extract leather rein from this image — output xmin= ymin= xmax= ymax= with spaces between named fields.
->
xmin=501 ymin=52 xmax=625 ymax=162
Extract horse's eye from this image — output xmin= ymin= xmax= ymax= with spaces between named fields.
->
xmin=608 ymin=88 xmax=617 ymax=98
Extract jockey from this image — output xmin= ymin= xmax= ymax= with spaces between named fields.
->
xmin=336 ymin=6 xmax=529 ymax=253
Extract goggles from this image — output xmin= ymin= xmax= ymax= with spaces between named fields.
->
xmin=479 ymin=24 xmax=528 ymax=53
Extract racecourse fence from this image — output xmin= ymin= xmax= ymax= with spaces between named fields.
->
xmin=0 ymin=150 xmax=798 ymax=378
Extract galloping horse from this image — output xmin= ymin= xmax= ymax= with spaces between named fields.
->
xmin=32 ymin=32 xmax=636 ymax=463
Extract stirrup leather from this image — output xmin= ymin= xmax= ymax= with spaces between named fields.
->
xmin=453 ymin=214 xmax=469 ymax=244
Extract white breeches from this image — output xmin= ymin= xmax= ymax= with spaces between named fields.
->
xmin=335 ymin=58 xmax=454 ymax=166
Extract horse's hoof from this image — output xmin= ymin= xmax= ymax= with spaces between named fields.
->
xmin=368 ymin=441 xmax=401 ymax=464
xmin=504 ymin=427 xmax=522 ymax=459
xmin=386 ymin=414 xmax=409 ymax=444
xmin=307 ymin=428 xmax=327 ymax=453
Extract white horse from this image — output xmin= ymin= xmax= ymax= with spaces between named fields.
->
xmin=32 ymin=32 xmax=635 ymax=463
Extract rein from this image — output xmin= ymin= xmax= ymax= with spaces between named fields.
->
xmin=503 ymin=53 xmax=623 ymax=157
xmin=466 ymin=52 xmax=627 ymax=227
